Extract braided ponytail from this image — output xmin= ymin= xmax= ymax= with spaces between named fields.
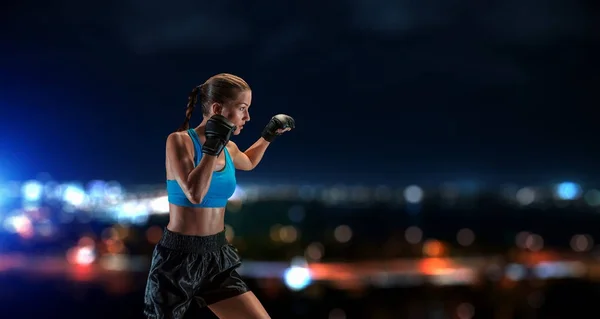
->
xmin=177 ymin=85 xmax=202 ymax=131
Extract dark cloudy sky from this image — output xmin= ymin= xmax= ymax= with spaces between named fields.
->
xmin=0 ymin=0 xmax=598 ymax=186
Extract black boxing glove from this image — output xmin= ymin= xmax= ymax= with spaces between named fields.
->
xmin=261 ymin=114 xmax=295 ymax=142
xmin=203 ymin=115 xmax=236 ymax=156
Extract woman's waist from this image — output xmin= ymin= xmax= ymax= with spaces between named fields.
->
xmin=168 ymin=204 xmax=226 ymax=235
xmin=159 ymin=227 xmax=228 ymax=253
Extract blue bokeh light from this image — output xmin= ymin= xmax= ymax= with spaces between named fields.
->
xmin=556 ymin=182 xmax=581 ymax=200
xmin=283 ymin=266 xmax=312 ymax=291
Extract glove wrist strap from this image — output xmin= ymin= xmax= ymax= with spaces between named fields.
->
xmin=261 ymin=129 xmax=276 ymax=142
xmin=202 ymin=137 xmax=226 ymax=156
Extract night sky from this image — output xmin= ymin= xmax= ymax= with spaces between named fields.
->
xmin=1 ymin=0 xmax=599 ymax=187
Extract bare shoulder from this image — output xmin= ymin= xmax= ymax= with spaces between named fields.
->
xmin=226 ymin=140 xmax=241 ymax=154
xmin=166 ymin=131 xmax=192 ymax=152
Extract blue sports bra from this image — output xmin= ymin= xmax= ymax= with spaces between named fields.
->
xmin=166 ymin=129 xmax=237 ymax=208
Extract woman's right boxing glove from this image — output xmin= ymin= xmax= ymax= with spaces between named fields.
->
xmin=202 ymin=115 xmax=236 ymax=156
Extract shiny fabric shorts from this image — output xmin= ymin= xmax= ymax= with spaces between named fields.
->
xmin=143 ymin=228 xmax=248 ymax=319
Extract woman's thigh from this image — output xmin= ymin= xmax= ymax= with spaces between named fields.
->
xmin=208 ymin=291 xmax=270 ymax=319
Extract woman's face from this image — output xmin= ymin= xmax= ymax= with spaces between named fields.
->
xmin=215 ymin=90 xmax=252 ymax=135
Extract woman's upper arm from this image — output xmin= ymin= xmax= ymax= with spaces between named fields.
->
xmin=228 ymin=141 xmax=253 ymax=171
xmin=166 ymin=133 xmax=195 ymax=192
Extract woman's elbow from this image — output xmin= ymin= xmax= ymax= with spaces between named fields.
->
xmin=185 ymin=186 xmax=203 ymax=205
xmin=187 ymin=195 xmax=201 ymax=205
xmin=184 ymin=187 xmax=202 ymax=205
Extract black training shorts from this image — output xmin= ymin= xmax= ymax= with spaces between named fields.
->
xmin=143 ymin=228 xmax=249 ymax=319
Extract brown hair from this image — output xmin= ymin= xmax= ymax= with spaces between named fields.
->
xmin=178 ymin=73 xmax=250 ymax=131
